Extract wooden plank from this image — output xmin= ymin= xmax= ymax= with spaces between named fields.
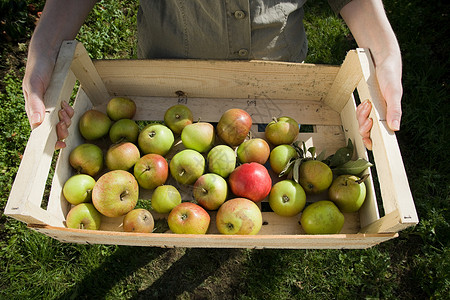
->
xmin=359 ymin=209 xmax=412 ymax=234
xmin=356 ymin=49 xmax=418 ymax=231
xmin=4 ymin=41 xmax=78 ymax=225
xmin=339 ymin=94 xmax=380 ymax=229
xmin=94 ymin=97 xmax=342 ymax=126
xmin=30 ymin=225 xmax=398 ymax=249
xmin=323 ymin=49 xmax=363 ymax=112
xmin=70 ymin=41 xmax=110 ymax=106
xmin=93 ymin=59 xmax=340 ymax=101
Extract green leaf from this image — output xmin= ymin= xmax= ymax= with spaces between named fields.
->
xmin=308 ymin=147 xmax=316 ymax=158
xmin=292 ymin=158 xmax=303 ymax=184
xmin=329 ymin=139 xmax=354 ymax=167
xmin=316 ymin=149 xmax=327 ymax=162
xmin=332 ymin=158 xmax=373 ymax=175
xmin=279 ymin=157 xmax=297 ymax=177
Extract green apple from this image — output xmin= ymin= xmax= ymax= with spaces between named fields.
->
xmin=300 ymin=200 xmax=345 ymax=234
xmin=164 ymin=104 xmax=193 ymax=135
xmin=66 ymin=203 xmax=102 ymax=230
xmin=169 ymin=149 xmax=205 ymax=185
xmin=216 ymin=108 xmax=252 ymax=146
xmin=138 ymin=123 xmax=174 ymax=156
xmin=269 ymin=144 xmax=298 ymax=175
xmin=109 ymin=119 xmax=139 ymax=143
xmin=133 ymin=154 xmax=168 ymax=190
xmin=298 ymin=160 xmax=333 ymax=194
xmin=92 ymin=170 xmax=139 ymax=218
xmin=216 ymin=198 xmax=263 ymax=235
xmin=181 ymin=122 xmax=215 ymax=153
xmin=151 ymin=185 xmax=182 ymax=214
xmin=78 ymin=109 xmax=112 ymax=140
xmin=269 ymin=180 xmax=306 ymax=217
xmin=106 ymin=97 xmax=136 ymax=121
xmin=123 ymin=208 xmax=155 ymax=233
xmin=237 ymin=138 xmax=270 ymax=164
xmin=105 ymin=141 xmax=140 ymax=171
xmin=328 ymin=175 xmax=367 ymax=212
xmin=63 ymin=174 xmax=96 ymax=205
xmin=207 ymin=145 xmax=236 ymax=178
xmin=69 ymin=143 xmax=104 ymax=177
xmin=168 ymin=202 xmax=210 ymax=234
xmin=193 ymin=173 xmax=228 ymax=210
xmin=265 ymin=116 xmax=299 ymax=146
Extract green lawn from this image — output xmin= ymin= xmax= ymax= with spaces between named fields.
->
xmin=1 ymin=0 xmax=449 ymax=299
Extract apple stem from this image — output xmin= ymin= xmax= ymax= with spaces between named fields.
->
xmin=181 ymin=213 xmax=188 ymax=220
xmin=356 ymin=174 xmax=370 ymax=184
xmin=175 ymin=114 xmax=180 ymax=120
xmin=149 ymin=131 xmax=156 ymax=138
xmin=226 ymin=223 xmax=234 ymax=231
xmin=272 ymin=117 xmax=278 ymax=123
xmin=282 ymin=195 xmax=290 ymax=203
xmin=120 ymin=190 xmax=129 ymax=201
xmin=179 ymin=169 xmax=185 ymax=177
xmin=202 ymin=188 xmax=208 ymax=195
xmin=79 ymin=223 xmax=85 ymax=230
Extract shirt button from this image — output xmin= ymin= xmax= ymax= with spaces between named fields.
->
xmin=234 ymin=10 xmax=246 ymax=19
xmin=238 ymin=49 xmax=249 ymax=57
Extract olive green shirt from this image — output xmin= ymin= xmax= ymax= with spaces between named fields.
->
xmin=137 ymin=0 xmax=351 ymax=62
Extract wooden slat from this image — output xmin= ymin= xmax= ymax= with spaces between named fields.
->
xmin=93 ymin=59 xmax=340 ymax=101
xmin=355 ymin=49 xmax=418 ymax=231
xmin=30 ymin=225 xmax=398 ymax=249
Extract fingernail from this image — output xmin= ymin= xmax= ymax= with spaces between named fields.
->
xmin=391 ymin=120 xmax=400 ymax=131
xmin=31 ymin=113 xmax=41 ymax=126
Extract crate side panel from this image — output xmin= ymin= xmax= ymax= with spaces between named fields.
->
xmin=93 ymin=60 xmax=340 ymax=101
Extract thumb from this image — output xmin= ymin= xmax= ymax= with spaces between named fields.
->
xmin=25 ymin=90 xmax=46 ymax=130
xmin=384 ymin=85 xmax=403 ymax=132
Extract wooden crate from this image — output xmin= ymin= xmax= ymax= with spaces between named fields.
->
xmin=4 ymin=40 xmax=418 ymax=249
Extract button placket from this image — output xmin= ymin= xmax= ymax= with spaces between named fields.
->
xmin=225 ymin=0 xmax=251 ymax=59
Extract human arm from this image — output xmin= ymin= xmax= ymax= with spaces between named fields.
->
xmin=23 ymin=0 xmax=97 ymax=149
xmin=340 ymin=0 xmax=403 ymax=150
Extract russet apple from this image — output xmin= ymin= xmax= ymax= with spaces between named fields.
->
xmin=106 ymin=97 xmax=136 ymax=121
xmin=298 ymin=160 xmax=333 ymax=194
xmin=109 ymin=119 xmax=139 ymax=143
xmin=216 ymin=108 xmax=252 ymax=147
xmin=264 ymin=116 xmax=299 ymax=146
xmin=92 ymin=170 xmax=139 ymax=218
xmin=216 ymin=198 xmax=262 ymax=235
xmin=300 ymin=200 xmax=345 ymax=234
xmin=229 ymin=162 xmax=272 ymax=202
xmin=78 ymin=109 xmax=112 ymax=140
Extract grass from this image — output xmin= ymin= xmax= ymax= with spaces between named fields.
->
xmin=1 ymin=0 xmax=449 ymax=299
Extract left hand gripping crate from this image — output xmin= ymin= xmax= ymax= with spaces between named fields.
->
xmin=5 ymin=41 xmax=418 ymax=249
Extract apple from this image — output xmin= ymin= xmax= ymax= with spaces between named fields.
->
xmin=300 ymin=200 xmax=345 ymax=234
xmin=181 ymin=122 xmax=215 ymax=153
xmin=269 ymin=180 xmax=306 ymax=217
xmin=193 ymin=173 xmax=228 ymax=210
xmin=298 ymin=160 xmax=333 ymax=194
xmin=228 ymin=162 xmax=272 ymax=202
xmin=216 ymin=198 xmax=262 ymax=235
xmin=123 ymin=208 xmax=155 ymax=233
xmin=92 ymin=170 xmax=139 ymax=218
xmin=168 ymin=202 xmax=210 ymax=234
xmin=169 ymin=149 xmax=205 ymax=185
xmin=69 ymin=143 xmax=104 ymax=177
xmin=151 ymin=185 xmax=182 ymax=214
xmin=109 ymin=119 xmax=139 ymax=143
xmin=269 ymin=144 xmax=298 ymax=175
xmin=138 ymin=123 xmax=174 ymax=156
xmin=133 ymin=154 xmax=168 ymax=190
xmin=105 ymin=141 xmax=140 ymax=171
xmin=106 ymin=97 xmax=136 ymax=121
xmin=78 ymin=109 xmax=112 ymax=140
xmin=63 ymin=174 xmax=96 ymax=205
xmin=164 ymin=104 xmax=193 ymax=135
xmin=328 ymin=175 xmax=367 ymax=213
xmin=207 ymin=145 xmax=236 ymax=178
xmin=236 ymin=138 xmax=270 ymax=164
xmin=216 ymin=108 xmax=252 ymax=146
xmin=66 ymin=203 xmax=102 ymax=230
xmin=264 ymin=116 xmax=299 ymax=146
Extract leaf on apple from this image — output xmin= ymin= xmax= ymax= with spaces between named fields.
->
xmin=327 ymin=138 xmax=353 ymax=167
xmin=332 ymin=158 xmax=373 ymax=176
xmin=292 ymin=158 xmax=302 ymax=184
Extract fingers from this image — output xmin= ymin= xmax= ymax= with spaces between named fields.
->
xmin=55 ymin=101 xmax=74 ymax=150
xmin=356 ymin=99 xmax=373 ymax=150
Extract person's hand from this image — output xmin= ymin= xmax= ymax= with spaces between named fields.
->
xmin=22 ymin=55 xmax=74 ymax=150
xmin=356 ymin=54 xmax=403 ymax=151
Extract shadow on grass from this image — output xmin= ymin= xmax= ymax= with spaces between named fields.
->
xmin=56 ymin=246 xmax=245 ymax=300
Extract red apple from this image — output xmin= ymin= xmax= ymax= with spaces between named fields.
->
xmin=106 ymin=97 xmax=136 ymax=121
xmin=193 ymin=173 xmax=228 ymax=210
xmin=78 ymin=109 xmax=112 ymax=140
xmin=164 ymin=104 xmax=193 ymax=135
xmin=216 ymin=108 xmax=252 ymax=147
xmin=168 ymin=202 xmax=210 ymax=234
xmin=265 ymin=116 xmax=299 ymax=146
xmin=105 ymin=141 xmax=140 ymax=171
xmin=236 ymin=138 xmax=270 ymax=164
xmin=216 ymin=198 xmax=262 ymax=235
xmin=133 ymin=154 xmax=168 ymax=190
xmin=69 ymin=143 xmax=104 ymax=177
xmin=228 ymin=162 xmax=272 ymax=202
xmin=92 ymin=170 xmax=139 ymax=217
xmin=123 ymin=208 xmax=154 ymax=233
